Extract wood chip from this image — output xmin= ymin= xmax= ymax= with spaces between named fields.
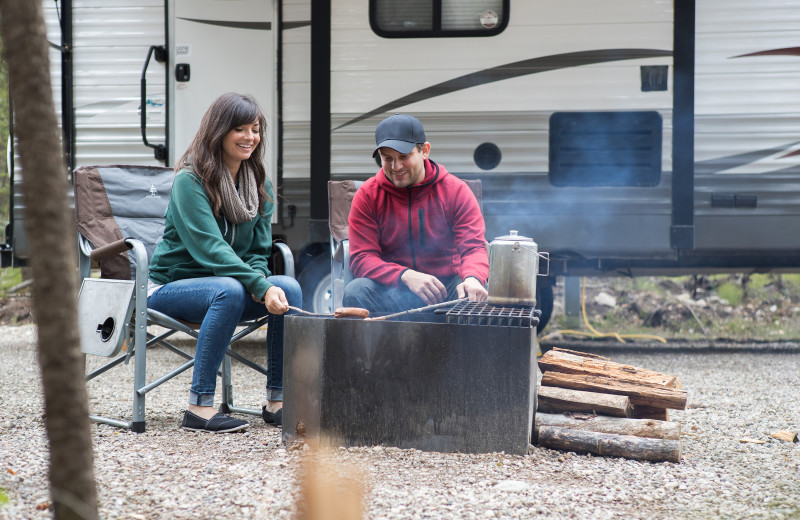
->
xmin=738 ymin=437 xmax=766 ymax=444
xmin=770 ymin=430 xmax=798 ymax=443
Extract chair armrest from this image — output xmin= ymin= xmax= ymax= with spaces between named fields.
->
xmin=273 ymin=241 xmax=295 ymax=278
xmin=341 ymin=239 xmax=354 ymax=286
xmin=90 ymin=238 xmax=132 ymax=262
xmin=78 ymin=234 xmax=93 ymax=280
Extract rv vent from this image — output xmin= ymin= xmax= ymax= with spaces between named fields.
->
xmin=549 ymin=111 xmax=662 ymax=187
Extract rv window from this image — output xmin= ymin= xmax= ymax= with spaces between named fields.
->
xmin=371 ymin=0 xmax=508 ymax=37
xmin=549 ymin=111 xmax=663 ymax=187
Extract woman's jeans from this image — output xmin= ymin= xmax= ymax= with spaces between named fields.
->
xmin=147 ymin=275 xmax=302 ymax=407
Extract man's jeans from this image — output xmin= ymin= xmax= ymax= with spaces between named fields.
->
xmin=342 ymin=275 xmax=463 ymax=315
xmin=147 ymin=275 xmax=302 ymax=406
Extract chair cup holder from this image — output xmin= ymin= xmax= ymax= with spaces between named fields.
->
xmin=78 ymin=279 xmax=135 ymax=357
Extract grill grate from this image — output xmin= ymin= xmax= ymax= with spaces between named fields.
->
xmin=445 ymin=301 xmax=540 ymax=328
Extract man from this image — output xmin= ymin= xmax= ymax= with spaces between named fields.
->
xmin=342 ymin=113 xmax=489 ymax=314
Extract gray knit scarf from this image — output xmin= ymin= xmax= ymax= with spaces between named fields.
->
xmin=219 ymin=162 xmax=259 ymax=224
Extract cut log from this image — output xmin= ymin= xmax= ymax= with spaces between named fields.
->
xmin=538 ymin=386 xmax=633 ymax=418
xmin=549 ymin=348 xmax=610 ymax=361
xmin=537 ymin=425 xmax=681 ymax=463
xmin=539 ymin=348 xmax=681 ymax=388
xmin=540 ymin=371 xmax=688 ymax=410
xmin=632 ymin=404 xmax=669 ymax=421
xmin=534 ymin=412 xmax=680 ymax=440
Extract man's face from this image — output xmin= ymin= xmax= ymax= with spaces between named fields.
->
xmin=378 ymin=143 xmax=430 ymax=189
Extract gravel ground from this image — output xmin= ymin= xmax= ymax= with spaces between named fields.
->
xmin=1 ymin=324 xmax=799 ymax=519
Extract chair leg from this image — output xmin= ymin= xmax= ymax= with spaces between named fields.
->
xmin=220 ymin=354 xmax=234 ymax=414
xmin=131 ymin=317 xmax=148 ymax=433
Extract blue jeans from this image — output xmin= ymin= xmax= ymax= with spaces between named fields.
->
xmin=147 ymin=275 xmax=302 ymax=406
xmin=342 ymin=275 xmax=463 ymax=314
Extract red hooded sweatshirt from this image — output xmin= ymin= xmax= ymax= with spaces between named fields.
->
xmin=348 ymin=159 xmax=489 ymax=287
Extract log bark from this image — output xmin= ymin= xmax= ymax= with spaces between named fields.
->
xmin=537 ymin=386 xmax=633 ymax=418
xmin=539 ymin=348 xmax=682 ymax=388
xmin=537 ymin=425 xmax=681 ymax=463
xmin=534 ymin=413 xmax=680 ymax=440
xmin=540 ymin=371 xmax=687 ymax=410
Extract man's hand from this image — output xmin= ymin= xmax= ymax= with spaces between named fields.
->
xmin=263 ymin=285 xmax=290 ymax=315
xmin=400 ymin=270 xmax=448 ymax=305
xmin=457 ymin=277 xmax=488 ymax=302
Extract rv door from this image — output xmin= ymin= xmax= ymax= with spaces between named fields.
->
xmin=169 ymin=0 xmax=279 ymax=201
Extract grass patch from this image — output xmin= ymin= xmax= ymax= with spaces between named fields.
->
xmin=716 ymin=282 xmax=743 ymax=306
xmin=0 ymin=267 xmax=23 ymax=297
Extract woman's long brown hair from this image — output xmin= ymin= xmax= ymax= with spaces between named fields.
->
xmin=176 ymin=92 xmax=271 ymax=217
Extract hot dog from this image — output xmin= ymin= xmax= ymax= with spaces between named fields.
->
xmin=334 ymin=307 xmax=370 ymax=319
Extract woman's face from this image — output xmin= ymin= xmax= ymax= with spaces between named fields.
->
xmin=222 ymin=120 xmax=261 ymax=175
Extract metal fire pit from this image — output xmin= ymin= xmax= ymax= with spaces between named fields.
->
xmin=283 ymin=314 xmax=538 ymax=455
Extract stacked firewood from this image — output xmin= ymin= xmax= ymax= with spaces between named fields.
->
xmin=534 ymin=348 xmax=687 ymax=463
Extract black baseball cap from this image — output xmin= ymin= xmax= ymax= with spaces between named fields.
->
xmin=372 ymin=113 xmax=427 ymax=158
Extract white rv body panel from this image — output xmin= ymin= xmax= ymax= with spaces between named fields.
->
xmin=280 ymin=0 xmax=311 ymax=183
xmin=7 ymin=0 xmax=800 ymax=285
xmin=170 ymin=0 xmax=279 ymax=194
xmin=9 ymin=1 xmax=166 ymax=262
xmin=64 ymin=0 xmax=166 ymax=166
xmin=325 ymin=1 xmax=676 ymax=259
xmin=692 ymin=0 xmax=800 ymax=252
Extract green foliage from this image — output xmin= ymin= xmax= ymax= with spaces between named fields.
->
xmin=0 ymin=487 xmax=8 ymax=506
xmin=0 ymin=267 xmax=22 ymax=297
xmin=716 ymin=282 xmax=743 ymax=306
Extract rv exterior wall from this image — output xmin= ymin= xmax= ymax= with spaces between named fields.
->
xmin=11 ymin=0 xmax=800 ymax=276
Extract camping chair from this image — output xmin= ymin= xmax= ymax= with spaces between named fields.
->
xmin=327 ymin=178 xmax=482 ymax=310
xmin=74 ymin=165 xmax=294 ymax=432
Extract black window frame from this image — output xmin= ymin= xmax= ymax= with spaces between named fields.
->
xmin=369 ymin=0 xmax=509 ymax=38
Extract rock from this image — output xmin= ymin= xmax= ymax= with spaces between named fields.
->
xmin=594 ymin=292 xmax=617 ymax=308
xmin=495 ymin=480 xmax=529 ymax=492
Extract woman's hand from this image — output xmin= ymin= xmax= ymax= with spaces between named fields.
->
xmin=263 ymin=285 xmax=289 ymax=315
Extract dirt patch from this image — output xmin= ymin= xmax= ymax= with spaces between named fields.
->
xmin=0 ymin=295 xmax=33 ymax=326
xmin=548 ymin=274 xmax=800 ymax=341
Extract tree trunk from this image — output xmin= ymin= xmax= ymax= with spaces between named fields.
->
xmin=0 ymin=2 xmax=98 ymax=519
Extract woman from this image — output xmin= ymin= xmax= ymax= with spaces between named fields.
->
xmin=148 ymin=92 xmax=301 ymax=433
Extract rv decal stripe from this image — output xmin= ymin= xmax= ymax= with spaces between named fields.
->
xmin=735 ymin=47 xmax=800 ymax=58
xmin=335 ymin=48 xmax=672 ymax=130
xmin=283 ymin=21 xmax=311 ymax=30
xmin=696 ymin=141 xmax=800 ymax=174
xmin=177 ymin=18 xmax=271 ymax=31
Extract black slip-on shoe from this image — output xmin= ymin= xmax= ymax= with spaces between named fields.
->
xmin=261 ymin=406 xmax=283 ymax=427
xmin=181 ymin=410 xmax=249 ymax=433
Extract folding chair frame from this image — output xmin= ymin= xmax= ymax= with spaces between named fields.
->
xmin=82 ymin=237 xmax=273 ymax=432
xmin=75 ymin=164 xmax=296 ymax=433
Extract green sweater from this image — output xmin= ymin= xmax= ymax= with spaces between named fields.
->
xmin=148 ymin=170 xmax=274 ymax=300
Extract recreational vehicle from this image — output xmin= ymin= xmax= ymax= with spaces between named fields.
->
xmin=3 ymin=0 xmax=800 ymax=331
